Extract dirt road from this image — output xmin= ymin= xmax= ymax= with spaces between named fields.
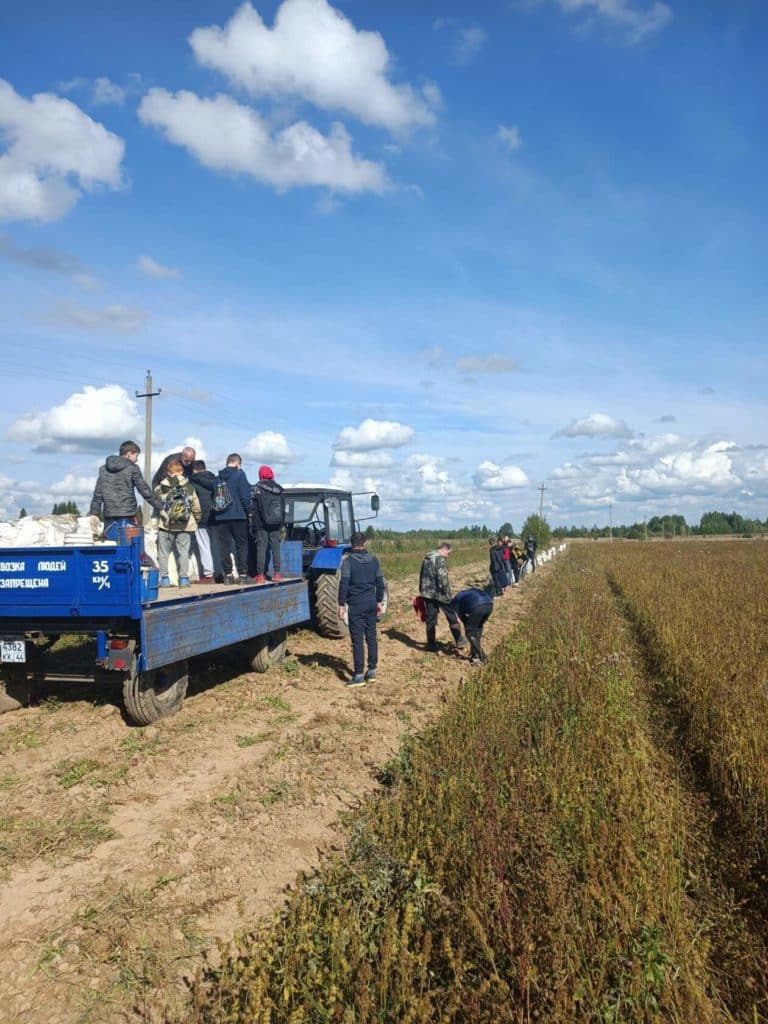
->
xmin=0 ymin=560 xmax=549 ymax=1024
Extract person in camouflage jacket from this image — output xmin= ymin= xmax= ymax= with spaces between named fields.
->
xmin=418 ymin=542 xmax=468 ymax=653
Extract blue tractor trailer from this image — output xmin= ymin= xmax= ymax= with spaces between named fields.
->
xmin=0 ymin=533 xmax=310 ymax=724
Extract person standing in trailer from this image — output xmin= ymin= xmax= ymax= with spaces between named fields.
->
xmin=250 ymin=465 xmax=286 ymax=583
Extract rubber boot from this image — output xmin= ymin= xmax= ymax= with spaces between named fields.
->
xmin=426 ymin=627 xmax=438 ymax=652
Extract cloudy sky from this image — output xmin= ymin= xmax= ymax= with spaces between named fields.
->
xmin=0 ymin=0 xmax=765 ymax=529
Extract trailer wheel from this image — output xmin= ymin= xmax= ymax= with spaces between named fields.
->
xmin=248 ymin=629 xmax=287 ymax=673
xmin=123 ymin=660 xmax=188 ymax=725
xmin=313 ymin=570 xmax=347 ymax=639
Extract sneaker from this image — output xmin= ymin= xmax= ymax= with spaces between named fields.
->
xmin=199 ymin=575 xmax=214 ymax=584
xmin=238 ymin=575 xmax=251 ymax=585
xmin=272 ymin=573 xmax=283 ymax=582
xmin=456 ymin=638 xmax=469 ymax=650
xmin=159 ymin=575 xmax=171 ymax=588
xmin=364 ymin=669 xmax=377 ymax=681
xmin=426 ymin=643 xmax=438 ymax=653
xmin=179 ymin=576 xmax=190 ymax=588
xmin=253 ymin=574 xmax=266 ymax=584
xmin=346 ymin=674 xmax=366 ymax=688
xmin=470 ymin=657 xmax=483 ymax=666
xmin=223 ymin=574 xmax=236 ymax=585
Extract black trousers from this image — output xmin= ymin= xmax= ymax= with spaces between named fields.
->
xmin=255 ymin=527 xmax=282 ymax=575
xmin=462 ymin=605 xmax=492 ymax=661
xmin=491 ymin=569 xmax=507 ymax=595
xmin=424 ymin=598 xmax=462 ymax=647
xmin=348 ymin=599 xmax=378 ymax=675
xmin=217 ymin=520 xmax=249 ymax=576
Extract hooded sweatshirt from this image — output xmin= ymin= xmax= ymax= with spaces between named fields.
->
xmin=214 ymin=465 xmax=252 ymax=521
xmin=90 ymin=455 xmax=161 ymax=518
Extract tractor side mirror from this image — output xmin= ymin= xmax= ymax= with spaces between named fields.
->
xmin=370 ymin=495 xmax=380 ymax=512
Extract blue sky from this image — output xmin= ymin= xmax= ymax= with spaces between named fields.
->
xmin=0 ymin=0 xmax=765 ymax=529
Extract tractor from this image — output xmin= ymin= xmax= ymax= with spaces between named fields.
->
xmin=282 ymin=485 xmax=387 ymax=639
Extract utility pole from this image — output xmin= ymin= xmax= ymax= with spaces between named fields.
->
xmin=538 ymin=483 xmax=546 ymax=518
xmin=136 ymin=370 xmax=161 ymax=522
xmin=608 ymin=503 xmax=613 ymax=542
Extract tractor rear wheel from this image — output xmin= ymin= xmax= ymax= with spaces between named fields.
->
xmin=314 ymin=570 xmax=347 ymax=639
xmin=123 ymin=660 xmax=188 ymax=725
xmin=248 ymin=629 xmax=287 ymax=673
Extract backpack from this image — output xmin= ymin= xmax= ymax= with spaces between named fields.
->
xmin=213 ymin=478 xmax=233 ymax=514
xmin=163 ymin=485 xmax=192 ymax=530
xmin=253 ymin=481 xmax=285 ymax=529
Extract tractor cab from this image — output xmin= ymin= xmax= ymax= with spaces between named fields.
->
xmin=283 ymin=486 xmax=379 ymax=574
xmin=281 ymin=485 xmax=383 ymax=637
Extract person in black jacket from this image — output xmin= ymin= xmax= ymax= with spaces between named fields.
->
xmin=451 ymin=587 xmax=494 ymax=665
xmin=489 ymin=536 xmax=508 ymax=596
xmin=190 ymin=460 xmax=218 ymax=582
xmin=152 ymin=446 xmax=196 ymax=489
xmin=338 ymin=532 xmax=385 ymax=688
xmin=215 ymin=453 xmax=252 ymax=584
xmin=90 ymin=440 xmax=163 ymax=538
xmin=250 ymin=465 xmax=285 ymax=583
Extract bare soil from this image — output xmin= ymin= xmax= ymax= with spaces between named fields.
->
xmin=0 ymin=561 xmax=549 ymax=1024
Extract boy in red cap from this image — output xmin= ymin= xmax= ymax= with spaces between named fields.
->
xmin=249 ymin=465 xmax=286 ymax=582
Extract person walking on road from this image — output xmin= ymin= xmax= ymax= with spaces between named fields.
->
xmin=524 ymin=534 xmax=538 ymax=574
xmin=419 ymin=541 xmax=468 ymax=653
xmin=451 ymin=587 xmax=494 ymax=665
xmin=338 ymin=532 xmax=385 ymax=688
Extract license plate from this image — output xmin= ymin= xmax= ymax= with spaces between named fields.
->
xmin=1 ymin=641 xmax=26 ymax=663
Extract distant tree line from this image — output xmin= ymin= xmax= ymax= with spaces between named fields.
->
xmin=551 ymin=510 xmax=766 ymax=540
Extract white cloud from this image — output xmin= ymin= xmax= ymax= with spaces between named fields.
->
xmin=474 ymin=460 xmax=529 ymax=490
xmin=91 ymin=77 xmax=126 ymax=105
xmin=433 ymin=18 xmax=487 ymax=65
xmin=497 ymin=124 xmax=522 ymax=151
xmin=556 ymin=412 xmax=635 ymax=439
xmin=139 ymin=89 xmax=388 ymax=195
xmin=0 ymin=78 xmax=124 ymax=223
xmin=46 ymin=302 xmax=149 ymax=332
xmin=189 ymin=0 xmax=436 ymax=132
xmin=7 ymin=385 xmax=142 ymax=453
xmin=551 ymin=0 xmax=672 ymax=42
xmin=455 ymin=354 xmax=520 ymax=374
xmin=331 ymin=450 xmax=394 ymax=468
xmin=242 ymin=430 xmax=296 ymax=463
xmin=138 ymin=254 xmax=181 ymax=280
xmin=548 ymin=434 xmax=762 ymax=514
xmin=50 ymin=472 xmax=97 ymax=496
xmin=400 ymin=453 xmax=461 ymax=498
xmin=333 ymin=418 xmax=414 ymax=451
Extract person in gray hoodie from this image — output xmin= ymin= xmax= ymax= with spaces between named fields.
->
xmin=90 ymin=440 xmax=163 ymax=538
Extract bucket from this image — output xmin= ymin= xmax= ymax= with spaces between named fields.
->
xmin=117 ymin=523 xmax=143 ymax=546
xmin=141 ymin=567 xmax=160 ymax=602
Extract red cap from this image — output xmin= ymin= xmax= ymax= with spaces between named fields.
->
xmin=258 ymin=465 xmax=274 ymax=479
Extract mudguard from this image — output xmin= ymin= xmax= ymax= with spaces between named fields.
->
xmin=310 ymin=545 xmax=348 ymax=571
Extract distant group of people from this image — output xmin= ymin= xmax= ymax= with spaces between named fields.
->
xmin=89 ymin=441 xmax=285 ymax=588
xmin=489 ymin=533 xmax=537 ymax=595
